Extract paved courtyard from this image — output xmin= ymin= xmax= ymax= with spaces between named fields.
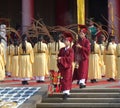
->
xmin=0 ymin=76 xmax=120 ymax=108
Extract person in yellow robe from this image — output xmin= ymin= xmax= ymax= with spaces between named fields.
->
xmin=6 ymin=40 xmax=14 ymax=77
xmin=105 ymin=36 xmax=117 ymax=81
xmin=98 ymin=35 xmax=106 ymax=77
xmin=116 ymin=43 xmax=120 ymax=81
xmin=11 ymin=39 xmax=20 ymax=80
xmin=0 ymin=37 xmax=6 ymax=81
xmin=19 ymin=34 xmax=34 ymax=85
xmin=34 ymin=35 xmax=49 ymax=83
xmin=88 ymin=37 xmax=102 ymax=83
xmin=48 ymin=33 xmax=65 ymax=72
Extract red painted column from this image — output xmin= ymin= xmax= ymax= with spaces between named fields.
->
xmin=108 ymin=0 xmax=120 ymax=42
xmin=22 ymin=0 xmax=34 ymax=32
xmin=55 ymin=0 xmax=69 ymax=26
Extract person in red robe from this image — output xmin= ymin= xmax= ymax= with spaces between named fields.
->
xmin=57 ymin=32 xmax=74 ymax=100
xmin=72 ymin=28 xmax=90 ymax=88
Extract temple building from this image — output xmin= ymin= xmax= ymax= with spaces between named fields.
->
xmin=0 ymin=0 xmax=120 ymax=40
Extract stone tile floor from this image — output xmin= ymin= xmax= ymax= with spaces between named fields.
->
xmin=0 ymin=76 xmax=120 ymax=108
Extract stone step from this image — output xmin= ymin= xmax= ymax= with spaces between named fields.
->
xmin=37 ymin=88 xmax=120 ymax=108
xmin=48 ymin=93 xmax=120 ymax=98
xmin=36 ymin=103 xmax=120 ymax=108
xmin=42 ymin=98 xmax=120 ymax=103
xmin=71 ymin=88 xmax=120 ymax=93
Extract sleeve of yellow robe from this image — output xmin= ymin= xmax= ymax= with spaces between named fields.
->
xmin=28 ymin=42 xmax=34 ymax=64
xmin=99 ymin=49 xmax=103 ymax=67
xmin=94 ymin=42 xmax=102 ymax=66
xmin=116 ymin=45 xmax=119 ymax=70
xmin=99 ymin=44 xmax=106 ymax=75
xmin=116 ymin=44 xmax=120 ymax=78
xmin=0 ymin=43 xmax=6 ymax=67
xmin=33 ymin=43 xmax=37 ymax=53
xmin=0 ymin=44 xmax=6 ymax=70
xmin=45 ymin=45 xmax=49 ymax=63
xmin=47 ymin=43 xmax=51 ymax=70
xmin=2 ymin=45 xmax=6 ymax=67
xmin=45 ymin=44 xmax=49 ymax=76
xmin=114 ymin=44 xmax=117 ymax=72
xmin=11 ymin=46 xmax=20 ymax=60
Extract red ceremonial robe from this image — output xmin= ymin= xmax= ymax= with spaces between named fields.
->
xmin=57 ymin=47 xmax=74 ymax=91
xmin=72 ymin=38 xmax=90 ymax=82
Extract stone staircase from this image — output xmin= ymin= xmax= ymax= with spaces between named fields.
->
xmin=36 ymin=88 xmax=120 ymax=108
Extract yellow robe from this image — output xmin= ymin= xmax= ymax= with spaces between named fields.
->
xmin=88 ymin=42 xmax=102 ymax=79
xmin=105 ymin=42 xmax=117 ymax=79
xmin=11 ymin=46 xmax=19 ymax=77
xmin=34 ymin=42 xmax=49 ymax=76
xmin=6 ymin=44 xmax=14 ymax=72
xmin=19 ymin=41 xmax=34 ymax=78
xmin=48 ymin=40 xmax=65 ymax=71
xmin=0 ymin=43 xmax=6 ymax=80
xmin=116 ymin=43 xmax=120 ymax=79
xmin=99 ymin=44 xmax=106 ymax=76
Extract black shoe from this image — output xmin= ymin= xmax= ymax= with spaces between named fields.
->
xmin=110 ymin=78 xmax=116 ymax=82
xmin=91 ymin=79 xmax=94 ymax=83
xmin=39 ymin=80 xmax=45 ymax=83
xmin=36 ymin=80 xmax=40 ymax=83
xmin=77 ymin=80 xmax=79 ymax=85
xmin=93 ymin=79 xmax=97 ymax=83
xmin=23 ymin=81 xmax=29 ymax=85
xmin=25 ymin=81 xmax=29 ymax=85
xmin=36 ymin=80 xmax=45 ymax=83
xmin=7 ymin=75 xmax=11 ymax=77
xmin=107 ymin=78 xmax=115 ymax=82
xmin=0 ymin=80 xmax=4 ymax=82
xmin=91 ymin=79 xmax=97 ymax=83
xmin=63 ymin=93 xmax=69 ymax=100
xmin=107 ymin=78 xmax=111 ymax=81
xmin=79 ymin=83 xmax=86 ymax=89
xmin=22 ymin=81 xmax=25 ymax=85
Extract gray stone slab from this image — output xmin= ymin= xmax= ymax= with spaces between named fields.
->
xmin=42 ymin=98 xmax=120 ymax=103
xmin=36 ymin=103 xmax=120 ymax=108
xmin=48 ymin=93 xmax=120 ymax=98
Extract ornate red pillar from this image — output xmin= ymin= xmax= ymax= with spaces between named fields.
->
xmin=108 ymin=0 xmax=120 ymax=42
xmin=22 ymin=0 xmax=34 ymax=32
